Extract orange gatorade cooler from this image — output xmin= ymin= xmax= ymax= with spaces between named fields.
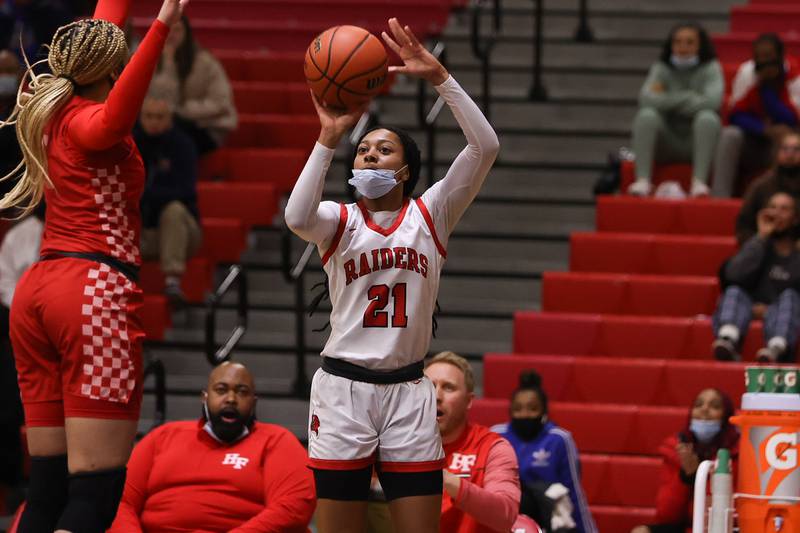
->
xmin=731 ymin=366 xmax=800 ymax=533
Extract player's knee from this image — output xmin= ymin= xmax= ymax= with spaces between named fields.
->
xmin=378 ymin=469 xmax=443 ymax=501
xmin=313 ymin=467 xmax=373 ymax=501
xmin=55 ymin=467 xmax=127 ymax=533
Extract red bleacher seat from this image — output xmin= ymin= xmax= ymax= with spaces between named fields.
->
xmin=730 ymin=5 xmax=800 ymax=34
xmin=713 ymin=33 xmax=800 ymax=64
xmin=141 ymin=295 xmax=171 ymax=340
xmin=199 ymin=148 xmax=306 ymax=194
xmin=197 ymin=182 xmax=278 ymax=230
xmin=592 ymin=505 xmax=656 ymax=533
xmin=596 ymin=196 xmax=741 ymax=236
xmin=582 ymin=454 xmax=660 ymax=507
xmin=513 ymin=311 xmax=769 ymax=361
xmin=542 ymin=272 xmax=719 ymax=317
xmin=226 ymin=114 xmax=319 ymax=149
xmin=482 ymin=354 xmax=747 ymax=408
xmin=200 ymin=218 xmax=247 ymax=264
xmin=570 ymin=232 xmax=735 ymax=276
xmin=232 ymin=82 xmax=314 ymax=116
xmin=139 ymin=257 xmax=214 ymax=303
xmin=469 ymin=399 xmax=686 ymax=456
xmin=217 ymin=51 xmax=305 ymax=83
xmin=131 ymin=0 xmax=451 ymax=37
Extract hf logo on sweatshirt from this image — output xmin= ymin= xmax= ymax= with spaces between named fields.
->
xmin=448 ymin=453 xmax=477 ymax=474
xmin=222 ymin=453 xmax=249 ymax=470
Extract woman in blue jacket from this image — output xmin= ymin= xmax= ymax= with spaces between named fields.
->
xmin=493 ymin=371 xmax=597 ymax=533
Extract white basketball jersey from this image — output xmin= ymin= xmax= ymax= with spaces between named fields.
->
xmin=320 ymin=198 xmax=447 ymax=370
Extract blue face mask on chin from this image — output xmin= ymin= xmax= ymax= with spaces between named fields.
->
xmin=690 ymin=418 xmax=722 ymax=443
xmin=671 ymin=54 xmax=700 ymax=69
xmin=349 ymin=165 xmax=408 ymax=200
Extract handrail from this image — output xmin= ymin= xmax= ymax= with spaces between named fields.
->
xmin=137 ymin=357 xmax=166 ymax=438
xmin=575 ymin=0 xmax=594 ymax=42
xmin=470 ymin=0 xmax=501 ymax=119
xmin=529 ymin=0 xmax=547 ymax=100
xmin=204 ymin=264 xmax=248 ymax=366
xmin=281 ymin=226 xmax=316 ymax=397
xmin=417 ymin=41 xmax=447 ymax=188
xmin=344 ymin=108 xmax=374 ymax=202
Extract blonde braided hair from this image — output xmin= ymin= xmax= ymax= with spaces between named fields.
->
xmin=0 ymin=18 xmax=128 ymax=217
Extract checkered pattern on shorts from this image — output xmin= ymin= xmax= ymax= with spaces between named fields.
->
xmin=80 ymin=263 xmax=136 ymax=402
xmin=91 ymin=165 xmax=139 ymax=264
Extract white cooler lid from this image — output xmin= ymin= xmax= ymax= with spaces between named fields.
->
xmin=742 ymin=392 xmax=800 ymax=411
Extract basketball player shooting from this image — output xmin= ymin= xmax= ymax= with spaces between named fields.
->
xmin=0 ymin=0 xmax=188 ymax=531
xmin=285 ymin=17 xmax=500 ymax=533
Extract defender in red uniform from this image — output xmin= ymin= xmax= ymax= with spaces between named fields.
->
xmin=0 ymin=1 xmax=189 ymax=531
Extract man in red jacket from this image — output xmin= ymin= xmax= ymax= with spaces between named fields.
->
xmin=425 ymin=351 xmax=539 ymax=533
xmin=107 ymin=362 xmax=316 ymax=532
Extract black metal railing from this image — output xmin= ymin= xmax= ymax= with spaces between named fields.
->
xmin=344 ymin=108 xmax=376 ymax=202
xmin=204 ymin=264 xmax=248 ymax=366
xmin=137 ymin=356 xmax=166 ymax=438
xmin=575 ymin=0 xmax=594 ymax=42
xmin=529 ymin=0 xmax=547 ymax=101
xmin=281 ymin=227 xmax=317 ymax=397
xmin=417 ymin=41 xmax=447 ymax=188
xmin=470 ymin=0 xmax=502 ymax=119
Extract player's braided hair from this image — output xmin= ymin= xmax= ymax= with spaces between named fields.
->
xmin=0 ymin=18 xmax=128 ymax=217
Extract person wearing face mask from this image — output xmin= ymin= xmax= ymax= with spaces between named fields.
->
xmin=134 ymin=81 xmax=202 ymax=309
xmin=107 ymin=362 xmax=316 ymax=533
xmin=285 ymin=18 xmax=499 ymax=533
xmin=493 ymin=371 xmax=597 ymax=533
xmin=736 ymin=132 xmax=800 ymax=244
xmin=628 ymin=23 xmax=722 ymax=197
xmin=713 ymin=191 xmax=800 ymax=362
xmin=630 ymin=388 xmax=739 ymax=533
xmin=713 ymin=34 xmax=800 ymax=197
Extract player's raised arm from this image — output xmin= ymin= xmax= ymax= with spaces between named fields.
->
xmin=284 ymin=93 xmax=367 ymax=246
xmin=383 ymin=18 xmax=499 ymax=236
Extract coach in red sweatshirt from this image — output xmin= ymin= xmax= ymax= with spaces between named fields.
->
xmin=108 ymin=362 xmax=316 ymax=532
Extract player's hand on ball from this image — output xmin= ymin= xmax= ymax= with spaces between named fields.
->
xmin=382 ymin=18 xmax=449 ymax=85
xmin=312 ymin=90 xmax=369 ymax=149
xmin=157 ymin=0 xmax=190 ymax=26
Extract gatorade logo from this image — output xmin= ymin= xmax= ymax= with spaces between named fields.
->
xmin=766 ymin=433 xmax=798 ymax=470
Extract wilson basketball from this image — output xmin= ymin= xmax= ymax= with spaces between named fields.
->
xmin=304 ymin=25 xmax=389 ymax=111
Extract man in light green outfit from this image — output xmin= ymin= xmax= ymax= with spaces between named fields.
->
xmin=628 ymin=23 xmax=723 ymax=198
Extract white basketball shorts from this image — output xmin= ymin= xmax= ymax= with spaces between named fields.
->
xmin=307 ymin=368 xmax=445 ymax=472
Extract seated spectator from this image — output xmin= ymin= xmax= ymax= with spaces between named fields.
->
xmin=152 ymin=15 xmax=237 ymax=154
xmin=628 ymin=23 xmax=722 ymax=197
xmin=0 ymin=49 xmax=22 ymax=199
xmin=492 ymin=371 xmax=597 ymax=533
xmin=735 ymin=131 xmax=800 ymax=244
xmin=134 ymin=83 xmax=202 ymax=308
xmin=630 ymin=388 xmax=739 ymax=533
xmin=108 ymin=362 xmax=316 ymax=532
xmin=713 ymin=191 xmax=800 ymax=362
xmin=0 ymin=202 xmax=43 ymax=518
xmin=0 ymin=0 xmax=74 ymax=60
xmin=714 ymin=34 xmax=800 ymax=197
xmin=424 ymin=351 xmax=536 ymax=533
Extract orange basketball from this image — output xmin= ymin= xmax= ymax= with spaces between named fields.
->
xmin=304 ymin=25 xmax=389 ymax=111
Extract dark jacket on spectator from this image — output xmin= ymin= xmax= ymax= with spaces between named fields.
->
xmin=0 ymin=105 xmax=22 ymax=199
xmin=728 ymin=57 xmax=800 ymax=135
xmin=134 ymin=124 xmax=199 ymax=229
xmin=0 ymin=0 xmax=74 ymax=60
xmin=735 ymin=169 xmax=800 ymax=244
xmin=722 ymin=235 xmax=800 ymax=303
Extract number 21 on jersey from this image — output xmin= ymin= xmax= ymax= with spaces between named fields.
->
xmin=363 ymin=283 xmax=408 ymax=328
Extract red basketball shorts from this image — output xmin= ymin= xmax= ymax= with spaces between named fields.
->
xmin=10 ymin=258 xmax=145 ymax=427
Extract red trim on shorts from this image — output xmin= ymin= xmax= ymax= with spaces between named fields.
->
xmin=321 ymin=204 xmax=348 ymax=266
xmin=309 ymin=456 xmax=375 ymax=471
xmin=378 ymin=458 xmax=447 ymax=473
xmin=357 ymin=198 xmax=410 ymax=237
xmin=414 ymin=198 xmax=447 ymax=258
